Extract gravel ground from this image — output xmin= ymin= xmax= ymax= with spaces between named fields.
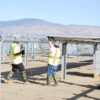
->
xmin=1 ymin=56 xmax=100 ymax=100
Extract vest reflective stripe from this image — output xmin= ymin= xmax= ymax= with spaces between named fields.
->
xmin=13 ymin=55 xmax=22 ymax=63
xmin=10 ymin=43 xmax=16 ymax=61
xmin=48 ymin=48 xmax=60 ymax=65
xmin=10 ymin=43 xmax=22 ymax=62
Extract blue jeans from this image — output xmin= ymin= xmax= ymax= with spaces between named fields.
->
xmin=47 ymin=64 xmax=58 ymax=76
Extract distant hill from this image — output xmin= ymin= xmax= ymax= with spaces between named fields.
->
xmin=0 ymin=18 xmax=100 ymax=37
xmin=0 ymin=18 xmax=63 ymax=27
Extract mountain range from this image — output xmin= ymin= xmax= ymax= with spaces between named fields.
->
xmin=0 ymin=18 xmax=100 ymax=37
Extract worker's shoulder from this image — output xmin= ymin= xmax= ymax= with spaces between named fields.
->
xmin=10 ymin=43 xmax=18 ymax=48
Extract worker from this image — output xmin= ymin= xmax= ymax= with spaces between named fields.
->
xmin=47 ymin=37 xmax=61 ymax=86
xmin=4 ymin=40 xmax=28 ymax=84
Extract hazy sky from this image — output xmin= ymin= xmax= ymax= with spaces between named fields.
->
xmin=0 ymin=0 xmax=100 ymax=26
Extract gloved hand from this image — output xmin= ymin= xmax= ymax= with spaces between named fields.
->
xmin=21 ymin=50 xmax=25 ymax=55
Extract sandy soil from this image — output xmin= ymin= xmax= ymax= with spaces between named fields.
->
xmin=1 ymin=56 xmax=100 ymax=100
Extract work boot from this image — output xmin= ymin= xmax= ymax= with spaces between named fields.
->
xmin=4 ymin=71 xmax=14 ymax=83
xmin=47 ymin=76 xmax=52 ymax=86
xmin=21 ymin=71 xmax=27 ymax=82
xmin=52 ymin=73 xmax=58 ymax=86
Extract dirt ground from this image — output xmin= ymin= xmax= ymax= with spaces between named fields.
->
xmin=1 ymin=56 xmax=100 ymax=100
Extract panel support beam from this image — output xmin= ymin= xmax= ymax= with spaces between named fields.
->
xmin=24 ymin=43 xmax=28 ymax=68
xmin=61 ymin=41 xmax=67 ymax=80
xmin=93 ymin=43 xmax=100 ymax=79
xmin=0 ymin=36 xmax=2 ymax=67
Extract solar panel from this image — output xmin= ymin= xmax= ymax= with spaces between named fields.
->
xmin=47 ymin=35 xmax=100 ymax=43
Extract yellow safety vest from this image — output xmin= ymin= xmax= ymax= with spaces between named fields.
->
xmin=48 ymin=48 xmax=60 ymax=65
xmin=10 ymin=43 xmax=22 ymax=62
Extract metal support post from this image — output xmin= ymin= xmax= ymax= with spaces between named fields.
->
xmin=0 ymin=36 xmax=2 ymax=67
xmin=61 ymin=42 xmax=67 ymax=80
xmin=2 ymin=42 xmax=6 ymax=63
xmin=93 ymin=43 xmax=100 ymax=79
xmin=24 ymin=43 xmax=28 ymax=68
xmin=76 ymin=43 xmax=79 ymax=62
xmin=32 ymin=43 xmax=34 ymax=60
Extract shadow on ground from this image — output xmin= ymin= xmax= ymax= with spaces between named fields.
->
xmin=1 ymin=59 xmax=93 ymax=84
xmin=60 ymin=80 xmax=100 ymax=100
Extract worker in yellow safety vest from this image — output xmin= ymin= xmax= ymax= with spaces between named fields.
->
xmin=47 ymin=37 xmax=61 ymax=86
xmin=5 ymin=41 xmax=28 ymax=84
